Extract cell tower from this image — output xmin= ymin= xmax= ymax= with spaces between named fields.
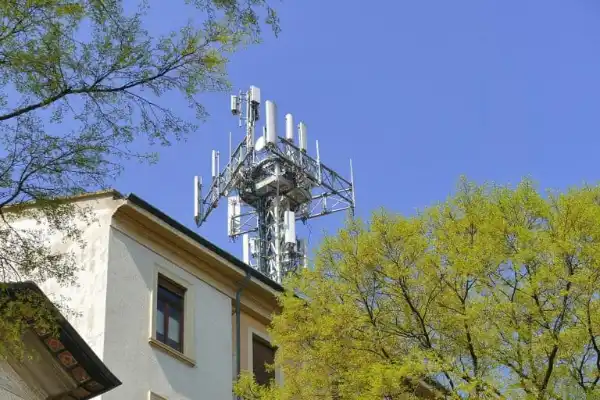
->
xmin=194 ymin=85 xmax=356 ymax=283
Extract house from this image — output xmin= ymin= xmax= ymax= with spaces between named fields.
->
xmin=0 ymin=281 xmax=121 ymax=400
xmin=7 ymin=190 xmax=282 ymax=399
xmin=5 ymin=190 xmax=442 ymax=399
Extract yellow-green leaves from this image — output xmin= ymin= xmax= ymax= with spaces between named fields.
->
xmin=238 ymin=179 xmax=600 ymax=399
xmin=54 ymin=2 xmax=84 ymax=18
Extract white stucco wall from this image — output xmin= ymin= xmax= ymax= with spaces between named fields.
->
xmin=7 ymin=196 xmax=236 ymax=399
xmin=100 ymin=225 xmax=234 ymax=400
xmin=7 ymin=197 xmax=117 ymax=359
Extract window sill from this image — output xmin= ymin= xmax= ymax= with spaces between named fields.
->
xmin=149 ymin=338 xmax=196 ymax=367
xmin=149 ymin=391 xmax=168 ymax=400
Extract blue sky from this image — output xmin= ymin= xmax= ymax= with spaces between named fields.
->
xmin=116 ymin=0 xmax=600 ymax=260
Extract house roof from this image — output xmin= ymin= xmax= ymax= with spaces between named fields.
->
xmin=122 ymin=193 xmax=285 ymax=293
xmin=3 ymin=281 xmax=122 ymax=399
xmin=3 ymin=188 xmax=285 ymax=293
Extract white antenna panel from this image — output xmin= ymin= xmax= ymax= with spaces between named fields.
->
xmin=243 ymin=234 xmax=250 ymax=264
xmin=303 ymin=241 xmax=309 ymax=269
xmin=316 ymin=140 xmax=320 ymax=162
xmin=230 ymin=95 xmax=239 ymax=115
xmin=227 ymin=196 xmax=241 ymax=236
xmin=265 ymin=101 xmax=277 ymax=144
xmin=284 ymin=211 xmax=296 ymax=244
xmin=194 ymin=176 xmax=200 ymax=221
xmin=250 ymin=86 xmax=261 ymax=104
xmin=298 ymin=122 xmax=307 ymax=152
xmin=285 ymin=113 xmax=294 ymax=141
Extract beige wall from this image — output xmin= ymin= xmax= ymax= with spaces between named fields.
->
xmin=232 ymin=308 xmax=272 ymax=374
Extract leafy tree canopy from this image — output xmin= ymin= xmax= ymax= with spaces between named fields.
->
xmin=0 ymin=0 xmax=277 ymax=357
xmin=236 ymin=178 xmax=600 ymax=399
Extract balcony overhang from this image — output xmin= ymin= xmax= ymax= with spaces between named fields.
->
xmin=0 ymin=281 xmax=121 ymax=400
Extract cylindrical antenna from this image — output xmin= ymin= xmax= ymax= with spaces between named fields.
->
xmin=298 ymin=122 xmax=307 ymax=152
xmin=285 ymin=113 xmax=294 ymax=142
xmin=284 ymin=211 xmax=296 ymax=244
xmin=316 ymin=140 xmax=322 ymax=183
xmin=243 ymin=234 xmax=250 ymax=264
xmin=316 ymin=140 xmax=320 ymax=162
xmin=211 ymin=150 xmax=217 ymax=178
xmin=194 ymin=176 xmax=200 ymax=222
xmin=216 ymin=151 xmax=220 ymax=177
xmin=302 ymin=239 xmax=309 ymax=269
xmin=265 ymin=100 xmax=277 ymax=144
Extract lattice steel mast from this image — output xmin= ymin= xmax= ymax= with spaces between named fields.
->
xmin=194 ymin=85 xmax=356 ymax=283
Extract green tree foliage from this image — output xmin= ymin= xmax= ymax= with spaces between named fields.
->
xmin=236 ymin=179 xmax=600 ymax=399
xmin=0 ymin=0 xmax=277 ymax=356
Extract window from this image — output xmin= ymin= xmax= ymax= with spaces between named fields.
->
xmin=252 ymin=334 xmax=275 ymax=386
xmin=149 ymin=265 xmax=195 ymax=367
xmin=156 ymin=275 xmax=186 ymax=353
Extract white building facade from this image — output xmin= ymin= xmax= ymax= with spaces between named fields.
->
xmin=12 ymin=191 xmax=282 ymax=400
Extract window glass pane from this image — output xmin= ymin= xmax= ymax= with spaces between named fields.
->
xmin=168 ymin=307 xmax=181 ymax=343
xmin=253 ymin=336 xmax=275 ymax=386
xmin=156 ymin=275 xmax=185 ymax=353
xmin=156 ymin=308 xmax=165 ymax=336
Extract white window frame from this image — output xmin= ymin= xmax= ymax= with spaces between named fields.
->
xmin=149 ymin=262 xmax=196 ymax=367
xmin=247 ymin=327 xmax=282 ymax=385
